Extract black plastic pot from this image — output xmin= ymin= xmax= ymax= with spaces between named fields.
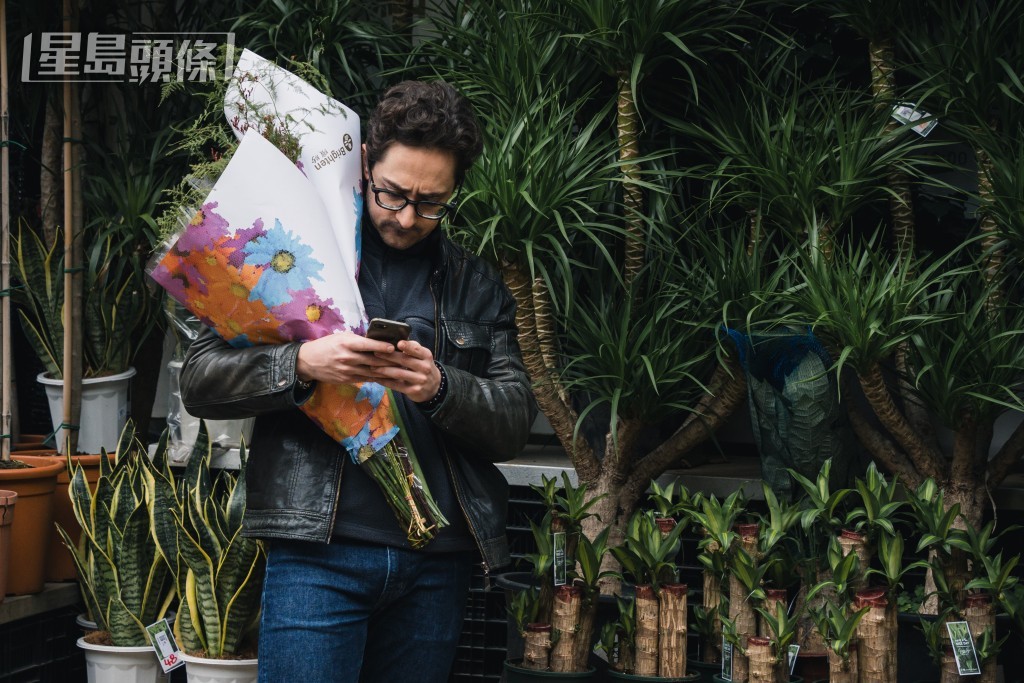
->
xmin=685 ymin=659 xmax=720 ymax=683
xmin=607 ymin=670 xmax=700 ymax=682
xmin=503 ymin=659 xmax=597 ymax=682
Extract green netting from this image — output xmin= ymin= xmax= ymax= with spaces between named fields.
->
xmin=726 ymin=326 xmax=864 ymax=497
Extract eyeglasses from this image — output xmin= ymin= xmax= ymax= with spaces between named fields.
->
xmin=367 ymin=170 xmax=459 ymax=221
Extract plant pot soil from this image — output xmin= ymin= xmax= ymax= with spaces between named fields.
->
xmin=0 ymin=455 xmax=64 ymax=594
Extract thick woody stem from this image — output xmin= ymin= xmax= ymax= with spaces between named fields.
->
xmin=616 ymin=69 xmax=644 ymax=292
xmin=634 ymin=585 xmax=659 ymax=676
xmin=522 ymin=623 xmax=552 ymax=670
xmin=745 ymin=636 xmax=776 ymax=683
xmin=703 ymin=569 xmax=724 ymax=664
xmin=854 ymin=589 xmax=889 ymax=682
xmin=631 ymin=355 xmax=747 ymax=485
xmin=659 ymin=584 xmax=688 ymax=678
xmin=550 ymin=585 xmax=583 ymax=672
xmin=501 ymin=263 xmax=597 ymax=479
xmin=858 ymin=364 xmax=943 ymax=481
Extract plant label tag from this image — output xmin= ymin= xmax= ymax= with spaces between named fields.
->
xmin=891 ymin=102 xmax=938 ymax=137
xmin=721 ymin=637 xmax=733 ymax=681
xmin=146 ymin=618 xmax=185 ymax=673
xmin=787 ymin=644 xmax=800 ymax=675
xmin=553 ymin=531 xmax=567 ymax=586
xmin=946 ymin=621 xmax=981 ymax=675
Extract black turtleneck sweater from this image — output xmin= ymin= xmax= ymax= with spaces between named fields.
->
xmin=330 ymin=222 xmax=474 ymax=552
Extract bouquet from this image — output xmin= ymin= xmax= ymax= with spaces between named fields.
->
xmin=149 ymin=51 xmax=446 ymax=546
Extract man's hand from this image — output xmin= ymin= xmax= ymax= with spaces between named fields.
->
xmin=296 ymin=334 xmax=441 ymax=403
xmin=372 ymin=339 xmax=442 ymax=403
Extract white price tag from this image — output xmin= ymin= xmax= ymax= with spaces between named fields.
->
xmin=146 ymin=618 xmax=185 ymax=673
xmin=891 ymin=102 xmax=938 ymax=137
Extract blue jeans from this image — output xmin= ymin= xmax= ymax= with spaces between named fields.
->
xmin=257 ymin=537 xmax=473 ymax=683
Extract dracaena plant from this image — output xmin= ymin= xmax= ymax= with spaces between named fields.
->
xmin=56 ymin=422 xmax=175 ymax=646
xmin=145 ymin=422 xmax=265 ymax=658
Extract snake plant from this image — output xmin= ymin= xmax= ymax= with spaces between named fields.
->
xmin=56 ymin=422 xmax=175 ymax=646
xmin=145 ymin=422 xmax=264 ymax=658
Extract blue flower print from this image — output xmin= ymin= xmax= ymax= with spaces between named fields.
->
xmin=245 ymin=218 xmax=324 ymax=307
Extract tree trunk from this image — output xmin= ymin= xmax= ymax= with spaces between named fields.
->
xmin=550 ymin=585 xmax=583 ymax=672
xmin=759 ymin=589 xmax=787 ymax=638
xmin=732 ymin=649 xmax=750 ymax=683
xmin=634 ymin=584 xmax=659 ymax=676
xmin=746 ymin=636 xmax=775 ymax=683
xmin=794 ymin=572 xmax=829 ymax=655
xmin=522 ymin=623 xmax=552 ymax=670
xmin=729 ymin=574 xmax=758 ymax=644
xmin=703 ymin=567 xmax=723 ymax=663
xmin=939 ymin=647 xmax=959 ymax=683
xmin=965 ymin=593 xmax=996 ymax=683
xmin=615 ymin=68 xmax=644 ymax=291
xmin=828 ymin=645 xmax=858 ymax=683
xmin=854 ymin=589 xmax=889 ymax=683
xmin=571 ymin=597 xmax=597 ymax=673
xmin=658 ymin=583 xmax=688 ymax=678
xmin=838 ymin=529 xmax=871 ymax=590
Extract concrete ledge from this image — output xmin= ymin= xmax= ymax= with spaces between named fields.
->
xmin=0 ymin=582 xmax=81 ymax=626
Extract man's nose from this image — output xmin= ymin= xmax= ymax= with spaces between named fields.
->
xmin=397 ymin=203 xmax=418 ymax=228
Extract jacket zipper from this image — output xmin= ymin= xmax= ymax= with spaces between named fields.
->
xmin=326 ymin=453 xmax=344 ymax=539
xmin=432 ymin=263 xmax=492 ymax=584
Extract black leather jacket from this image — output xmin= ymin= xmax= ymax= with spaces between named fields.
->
xmin=179 ymin=234 xmax=536 ymax=572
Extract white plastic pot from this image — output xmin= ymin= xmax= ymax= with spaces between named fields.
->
xmin=77 ymin=637 xmax=167 ymax=683
xmin=179 ymin=652 xmax=258 ymax=683
xmin=38 ymin=368 xmax=136 ymax=454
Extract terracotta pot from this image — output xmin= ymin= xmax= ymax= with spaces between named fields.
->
xmin=48 ymin=453 xmax=113 ymax=581
xmin=0 ymin=455 xmax=64 ymax=594
xmin=0 ymin=490 xmax=17 ymax=603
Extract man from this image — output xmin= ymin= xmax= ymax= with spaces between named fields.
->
xmin=180 ymin=80 xmax=536 ymax=682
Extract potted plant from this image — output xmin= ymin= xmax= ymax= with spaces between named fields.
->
xmin=57 ymin=422 xmax=175 ymax=683
xmin=604 ymin=506 xmax=695 ymax=681
xmin=500 ymin=472 xmax=608 ymax=680
xmin=684 ymin=490 xmax=747 ymax=678
xmin=12 ymin=218 xmax=151 ymax=455
xmin=144 ymin=422 xmax=264 ymax=682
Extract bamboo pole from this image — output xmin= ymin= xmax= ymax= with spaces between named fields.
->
xmin=60 ymin=0 xmax=81 ymax=454
xmin=0 ymin=0 xmax=10 ymax=462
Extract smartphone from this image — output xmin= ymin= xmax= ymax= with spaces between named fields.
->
xmin=366 ymin=318 xmax=412 ymax=345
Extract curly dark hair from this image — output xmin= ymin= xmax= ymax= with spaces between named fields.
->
xmin=364 ymin=80 xmax=483 ymax=184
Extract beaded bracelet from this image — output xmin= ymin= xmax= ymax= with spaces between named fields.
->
xmin=419 ymin=361 xmax=448 ymax=412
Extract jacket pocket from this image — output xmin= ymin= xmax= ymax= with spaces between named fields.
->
xmin=443 ymin=320 xmax=493 ymax=377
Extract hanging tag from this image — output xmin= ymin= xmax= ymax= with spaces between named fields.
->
xmin=946 ymin=621 xmax=982 ymax=675
xmin=787 ymin=644 xmax=800 ymax=675
xmin=146 ymin=618 xmax=185 ymax=673
xmin=552 ymin=531 xmax=566 ymax=586
xmin=721 ymin=637 xmax=734 ymax=681
xmin=891 ymin=102 xmax=938 ymax=137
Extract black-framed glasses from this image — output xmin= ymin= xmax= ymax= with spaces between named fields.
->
xmin=367 ymin=170 xmax=459 ymax=221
